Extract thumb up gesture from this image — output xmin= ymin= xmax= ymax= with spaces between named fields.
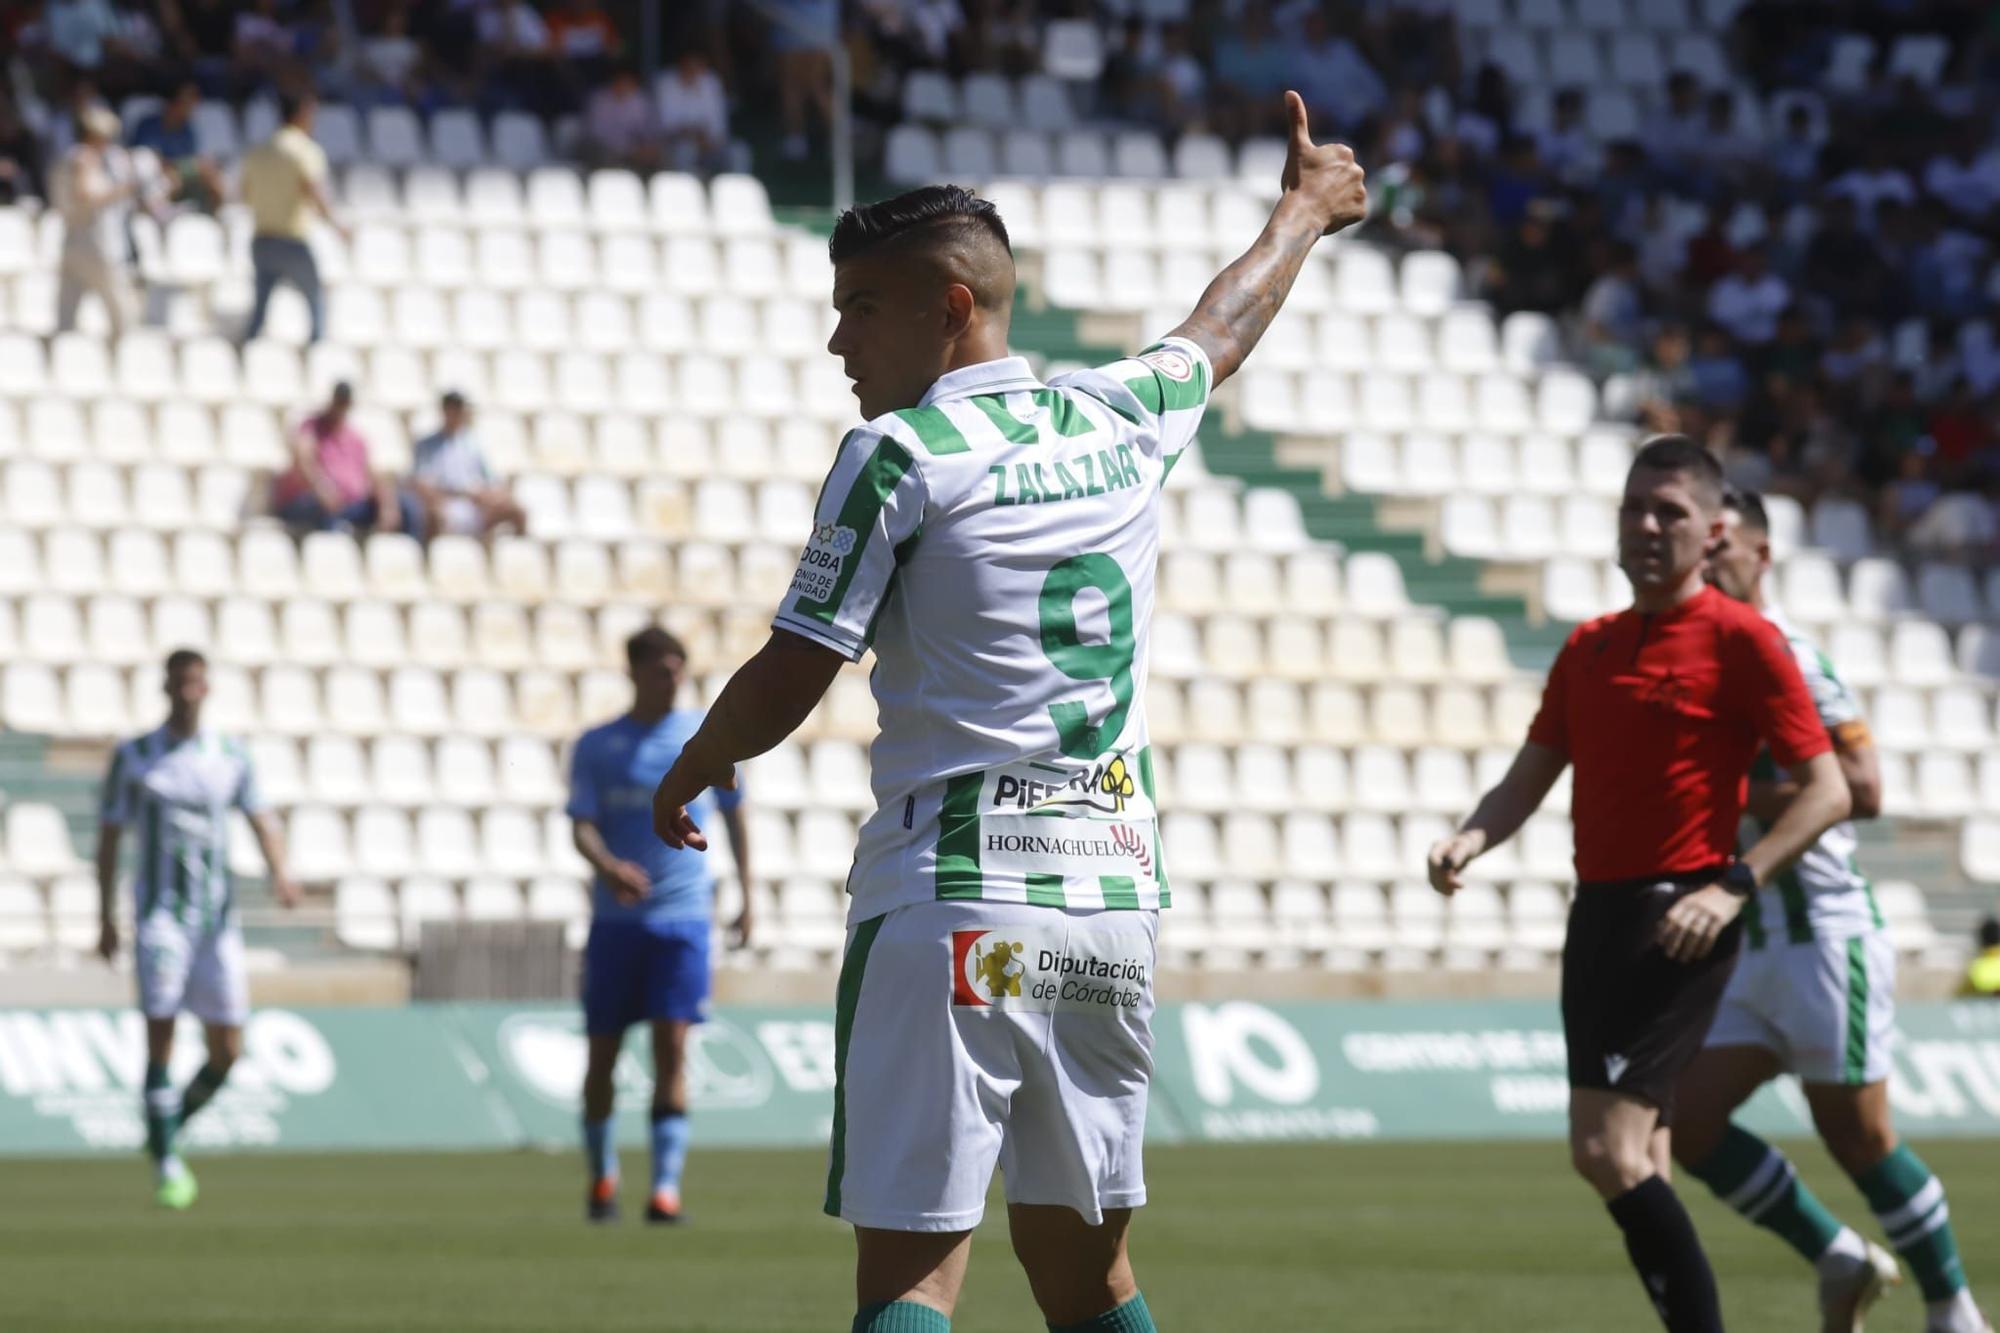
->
xmin=1280 ymin=91 xmax=1368 ymax=236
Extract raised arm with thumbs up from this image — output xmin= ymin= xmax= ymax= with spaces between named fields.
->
xmin=1167 ymin=90 xmax=1368 ymax=386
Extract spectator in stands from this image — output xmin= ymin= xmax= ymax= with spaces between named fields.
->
xmin=351 ymin=2 xmax=429 ymax=110
xmin=408 ymin=391 xmax=526 ymax=541
xmin=1688 ymin=324 xmax=1753 ymax=414
xmin=1928 ymin=377 xmax=1995 ymax=474
xmin=1924 ymin=120 xmax=2000 ymax=222
xmin=1907 ymin=472 xmax=2000 ymax=555
xmin=1802 ymin=195 xmax=1891 ymax=320
xmin=1209 ymin=2 xmax=1289 ymax=139
xmin=1290 ymin=10 xmax=1388 ymax=139
xmin=1878 ymin=445 xmax=1944 ymax=544
xmin=1830 ymin=141 xmax=1917 ymax=231
xmin=1963 ymin=916 xmax=2000 ymax=998
xmin=583 ymin=61 xmax=662 ymax=171
xmin=1631 ymin=323 xmax=1698 ymax=430
xmin=765 ymin=0 xmax=836 ymax=161
xmin=0 ymin=93 xmax=47 ymax=204
xmin=43 ymin=0 xmax=145 ymax=97
xmin=130 ymin=77 xmax=223 ymax=212
xmin=1768 ymin=102 xmax=1820 ymax=187
xmin=1579 ymin=241 xmax=1645 ymax=376
xmin=1819 ymin=314 xmax=1885 ymax=385
xmin=53 ymin=102 xmax=142 ymax=337
xmin=1538 ymin=88 xmax=1596 ymax=187
xmin=655 ymin=47 xmax=729 ymax=177
xmin=1903 ymin=200 xmax=1990 ymax=321
xmin=272 ymin=381 xmax=423 ymax=538
xmin=233 ymin=0 xmax=299 ymax=92
xmin=1856 ymin=370 xmax=1928 ymax=486
xmin=1645 ymin=71 xmax=1709 ymax=190
xmin=859 ymin=0 xmax=963 ymax=70
xmin=1454 ymin=63 xmax=1513 ymax=158
xmin=160 ymin=0 xmax=240 ymax=97
xmin=1707 ymin=246 xmax=1790 ymax=346
xmin=546 ymin=0 xmax=620 ymax=74
xmin=1692 ymin=91 xmax=1756 ymax=191
xmin=239 ymin=89 xmax=345 ymax=345
xmin=480 ymin=0 xmax=568 ymax=118
xmin=1487 ymin=201 xmax=1579 ymax=316
xmin=1484 ymin=135 xmax=1550 ymax=231
xmin=1152 ymin=22 xmax=1208 ymax=135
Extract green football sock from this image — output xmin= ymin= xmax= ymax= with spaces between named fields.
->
xmin=177 ymin=1063 xmax=228 ymax=1127
xmin=1050 ymin=1291 xmax=1157 ymax=1332
xmin=1852 ymin=1146 xmax=1968 ymax=1302
xmin=851 ymin=1299 xmax=951 ymax=1332
xmin=142 ymin=1062 xmax=176 ymax=1163
xmin=1684 ymin=1124 xmax=1844 ymax=1262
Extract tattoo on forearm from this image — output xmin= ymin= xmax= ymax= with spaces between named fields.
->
xmin=1168 ymin=216 xmax=1321 ymax=386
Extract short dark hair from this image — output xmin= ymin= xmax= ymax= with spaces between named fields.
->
xmin=279 ymin=89 xmax=316 ymax=123
xmin=441 ymin=390 xmax=467 ymax=411
xmin=1981 ymin=915 xmax=2000 ymax=950
xmin=1631 ymin=433 xmax=1725 ymax=505
xmin=626 ymin=626 xmax=687 ymax=670
xmin=1722 ymin=487 xmax=1770 ymax=535
xmin=165 ymin=648 xmax=207 ymax=675
xmin=828 ymin=185 xmax=1011 ymax=267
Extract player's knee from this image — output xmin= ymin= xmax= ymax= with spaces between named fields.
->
xmin=205 ymin=1052 xmax=236 ymax=1079
xmin=1570 ymin=1132 xmax=1650 ymax=1195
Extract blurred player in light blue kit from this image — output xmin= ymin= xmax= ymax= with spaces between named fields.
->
xmin=567 ymin=626 xmax=753 ymax=1224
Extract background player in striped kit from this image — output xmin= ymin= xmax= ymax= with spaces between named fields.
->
xmin=650 ymin=93 xmax=1366 ymax=1333
xmin=1674 ymin=490 xmax=1990 ymax=1333
xmin=97 ymin=649 xmax=298 ymax=1209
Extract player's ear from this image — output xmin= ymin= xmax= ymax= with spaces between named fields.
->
xmin=941 ymin=282 xmax=975 ymax=339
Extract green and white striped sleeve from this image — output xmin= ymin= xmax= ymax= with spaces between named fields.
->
xmin=772 ymin=425 xmax=927 ymax=662
xmin=1050 ymin=334 xmax=1213 ymax=469
xmin=1788 ymin=634 xmax=1863 ymax=730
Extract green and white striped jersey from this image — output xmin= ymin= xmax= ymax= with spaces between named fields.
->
xmin=1743 ymin=609 xmax=1883 ymax=948
xmin=101 ymin=727 xmax=265 ymax=929
xmin=772 ymin=339 xmax=1212 ymax=923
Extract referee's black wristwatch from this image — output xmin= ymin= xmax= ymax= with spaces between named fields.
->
xmin=1718 ymin=862 xmax=1758 ymax=898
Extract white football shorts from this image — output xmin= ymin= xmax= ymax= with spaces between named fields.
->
xmin=823 ymin=898 xmax=1158 ymax=1233
xmin=1705 ymin=929 xmax=1897 ymax=1085
xmin=135 ymin=915 xmax=249 ymax=1028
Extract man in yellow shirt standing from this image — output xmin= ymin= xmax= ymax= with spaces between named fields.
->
xmin=238 ymin=90 xmax=347 ymax=344
xmin=1963 ymin=917 xmax=2000 ymax=999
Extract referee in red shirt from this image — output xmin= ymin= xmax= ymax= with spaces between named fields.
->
xmin=1428 ymin=436 xmax=1852 ymax=1332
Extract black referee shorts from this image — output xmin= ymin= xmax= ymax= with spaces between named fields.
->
xmin=1561 ymin=871 xmax=1743 ymax=1125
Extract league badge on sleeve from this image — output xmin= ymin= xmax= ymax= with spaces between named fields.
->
xmin=1138 ymin=346 xmax=1195 ymax=383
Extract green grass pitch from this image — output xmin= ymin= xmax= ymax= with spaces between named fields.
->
xmin=5 ymin=1140 xmax=1994 ymax=1330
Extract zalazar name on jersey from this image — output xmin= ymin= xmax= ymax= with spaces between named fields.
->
xmin=771 ymin=338 xmax=1211 ymax=922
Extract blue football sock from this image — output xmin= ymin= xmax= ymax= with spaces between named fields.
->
xmin=582 ymin=1115 xmax=617 ymax=1184
xmin=651 ymin=1110 xmax=689 ymax=1194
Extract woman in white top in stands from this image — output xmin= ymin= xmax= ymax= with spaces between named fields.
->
xmin=655 ymin=48 xmax=730 ymax=176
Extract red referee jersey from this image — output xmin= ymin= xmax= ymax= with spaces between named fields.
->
xmin=1527 ymin=585 xmax=1829 ymax=883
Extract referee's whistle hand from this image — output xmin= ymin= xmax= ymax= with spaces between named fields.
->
xmin=1426 ymin=834 xmax=1479 ymax=896
xmin=1656 ymin=886 xmax=1744 ymax=964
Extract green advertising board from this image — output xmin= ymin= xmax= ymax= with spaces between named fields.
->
xmin=4 ymin=999 xmax=2000 ymax=1157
